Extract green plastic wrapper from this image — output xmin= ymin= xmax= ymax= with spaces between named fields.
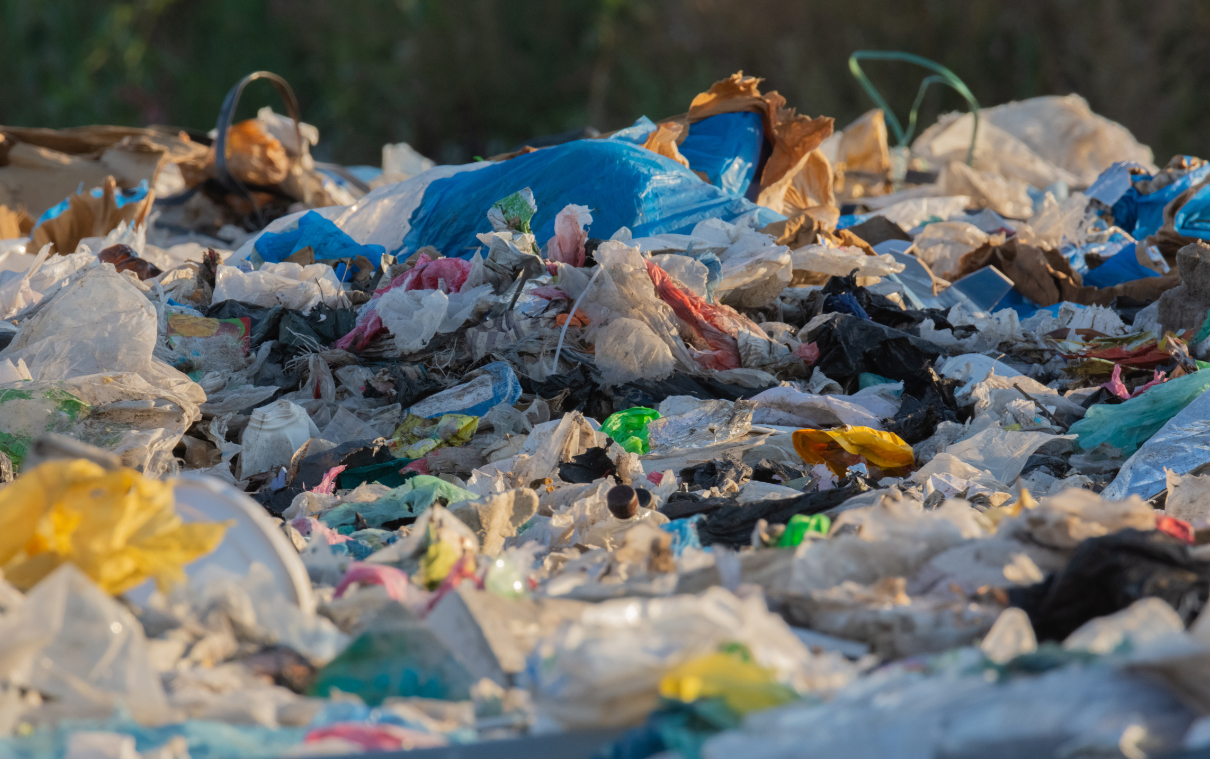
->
xmin=601 ymin=407 xmax=661 ymax=454
xmin=1071 ymin=369 xmax=1210 ymax=455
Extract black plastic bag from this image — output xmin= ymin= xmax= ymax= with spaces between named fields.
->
xmin=695 ymin=480 xmax=869 ymax=547
xmin=1009 ymin=529 xmax=1210 ymax=642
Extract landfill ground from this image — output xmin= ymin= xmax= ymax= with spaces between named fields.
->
xmin=4 ymin=67 xmax=1210 ymax=759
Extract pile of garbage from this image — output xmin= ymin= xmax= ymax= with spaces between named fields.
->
xmin=6 ymin=68 xmax=1210 ymax=758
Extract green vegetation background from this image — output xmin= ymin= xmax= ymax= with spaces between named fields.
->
xmin=3 ymin=0 xmax=1206 ymax=167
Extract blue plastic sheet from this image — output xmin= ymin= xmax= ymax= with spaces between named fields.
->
xmin=678 ymin=112 xmax=764 ymax=196
xmin=401 ymin=140 xmax=784 ymax=259
xmin=1110 ymin=159 xmax=1210 ymax=240
xmin=254 ymin=210 xmax=386 ymax=271
xmin=608 ymin=116 xmax=658 ymax=145
xmin=34 ymin=180 xmax=151 ymax=227
xmin=1081 ymin=241 xmax=1161 ymax=289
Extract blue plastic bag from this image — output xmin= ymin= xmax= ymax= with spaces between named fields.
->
xmin=1110 ymin=159 xmax=1210 ymax=240
xmin=1081 ymin=241 xmax=1161 ymax=289
xmin=678 ymin=112 xmax=764 ymax=196
xmin=254 ymin=210 xmax=385 ymax=270
xmin=401 ymin=139 xmax=783 ymax=259
xmin=1174 ymin=183 xmax=1210 ymax=241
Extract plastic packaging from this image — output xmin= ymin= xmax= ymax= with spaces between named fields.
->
xmin=404 ymin=361 xmax=521 ymax=419
xmin=254 ymin=209 xmax=385 ymax=269
xmin=399 ymin=139 xmax=783 ymax=259
xmin=600 ymin=407 xmax=661 ymax=455
xmin=792 ymin=426 xmax=914 ymax=477
xmin=647 ymin=399 xmax=754 ymax=453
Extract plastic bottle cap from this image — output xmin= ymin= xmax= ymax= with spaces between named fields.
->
xmin=635 ymin=487 xmax=653 ymax=510
xmin=607 ymin=485 xmax=639 ymax=519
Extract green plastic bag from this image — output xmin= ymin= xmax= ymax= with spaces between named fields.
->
xmin=601 ymin=407 xmax=661 ymax=454
xmin=777 ymin=514 xmax=831 ymax=547
xmin=320 ymin=475 xmax=477 ymax=530
xmin=1071 ymin=370 xmax=1210 ymax=455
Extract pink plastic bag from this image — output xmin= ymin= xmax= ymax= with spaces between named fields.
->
xmin=334 ymin=562 xmax=411 ymax=601
xmin=546 ymin=204 xmax=592 ymax=267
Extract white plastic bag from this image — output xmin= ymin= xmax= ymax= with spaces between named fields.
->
xmin=593 ymin=317 xmax=676 ymax=387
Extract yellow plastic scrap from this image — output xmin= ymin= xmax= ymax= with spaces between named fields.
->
xmin=0 ymin=460 xmax=229 ymax=594
xmin=389 ymin=413 xmax=479 ymax=459
xmin=792 ymin=425 xmax=914 ymax=477
xmin=984 ymin=487 xmax=1037 ymax=526
xmin=658 ymin=647 xmax=798 ymax=715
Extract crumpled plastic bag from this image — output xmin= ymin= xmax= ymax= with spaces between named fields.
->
xmin=0 ymin=563 xmax=172 ymax=725
xmin=792 ymin=426 xmax=913 ymax=477
xmin=0 ymin=459 xmax=228 ymax=594
xmin=749 ymin=386 xmax=897 ymax=430
xmin=377 ymin=288 xmax=448 ymax=354
xmin=981 ymin=94 xmax=1156 ymax=186
xmin=789 ymin=244 xmax=903 ymax=279
xmin=593 ymin=317 xmax=678 ymax=387
xmin=600 ymin=407 xmax=660 ymax=455
xmin=527 ymin=586 xmax=851 ymax=729
xmin=942 ymin=425 xmax=1070 ymax=484
xmin=213 ymin=262 xmax=345 ymax=315
xmin=914 ymin=111 xmax=1079 ymax=190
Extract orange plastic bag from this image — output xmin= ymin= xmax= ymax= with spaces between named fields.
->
xmin=792 ymin=425 xmax=913 ymax=477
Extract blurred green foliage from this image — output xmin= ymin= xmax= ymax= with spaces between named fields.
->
xmin=4 ymin=0 xmax=1209 ymax=167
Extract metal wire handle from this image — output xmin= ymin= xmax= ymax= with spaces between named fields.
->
xmin=848 ymin=51 xmax=980 ymax=165
xmin=213 ymin=71 xmax=304 ymax=225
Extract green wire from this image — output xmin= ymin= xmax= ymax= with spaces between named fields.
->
xmin=848 ymin=51 xmax=981 ymax=165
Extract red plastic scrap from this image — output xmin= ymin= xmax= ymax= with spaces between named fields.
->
xmin=646 ymin=260 xmax=774 ymax=371
xmin=795 ymin=341 xmax=821 ymax=366
xmin=1061 ymin=340 xmax=1171 ymax=369
xmin=1156 ymin=515 xmax=1195 ymax=545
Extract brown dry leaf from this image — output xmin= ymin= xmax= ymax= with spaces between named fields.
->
xmin=31 ymin=176 xmax=155 ymax=255
xmin=758 ymin=148 xmax=837 ymax=221
xmin=760 ymin=213 xmax=820 ymax=248
xmin=0 ymin=204 xmax=34 ymax=239
xmin=837 ymin=109 xmax=892 ymax=176
xmin=642 ymin=122 xmax=691 ymax=168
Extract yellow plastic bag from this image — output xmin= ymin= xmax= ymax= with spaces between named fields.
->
xmin=792 ymin=425 xmax=914 ymax=477
xmin=0 ymin=460 xmax=229 ymax=594
xmin=658 ymin=646 xmax=798 ymax=715
xmin=389 ymin=413 xmax=479 ymax=459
